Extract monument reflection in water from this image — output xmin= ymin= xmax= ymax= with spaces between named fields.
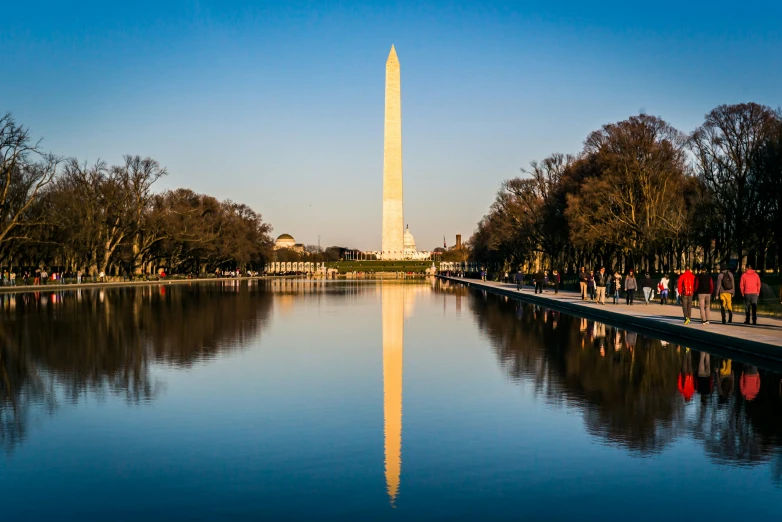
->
xmin=382 ymin=283 xmax=403 ymax=503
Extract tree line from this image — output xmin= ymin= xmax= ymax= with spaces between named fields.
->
xmin=470 ymin=103 xmax=782 ymax=276
xmin=0 ymin=113 xmax=274 ymax=277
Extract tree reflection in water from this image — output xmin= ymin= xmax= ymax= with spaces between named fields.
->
xmin=435 ymin=279 xmax=782 ymax=479
xmin=0 ymin=281 xmax=273 ymax=453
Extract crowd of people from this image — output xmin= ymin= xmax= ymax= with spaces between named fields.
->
xmin=509 ymin=264 xmax=767 ymax=327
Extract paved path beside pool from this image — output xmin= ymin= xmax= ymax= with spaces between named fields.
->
xmin=439 ymin=276 xmax=782 ymax=359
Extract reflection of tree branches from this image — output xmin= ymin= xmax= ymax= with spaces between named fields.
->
xmin=0 ymin=327 xmax=58 ymax=454
xmin=0 ymin=283 xmax=273 ymax=453
xmin=444 ymin=289 xmax=782 ymax=462
xmin=451 ymin=285 xmax=782 ymax=463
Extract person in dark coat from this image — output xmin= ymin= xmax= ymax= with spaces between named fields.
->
xmin=535 ymin=270 xmax=545 ymax=294
xmin=695 ymin=267 xmax=714 ymax=325
xmin=551 ymin=270 xmax=561 ymax=294
xmin=515 ymin=268 xmax=524 ymax=291
xmin=714 ymin=264 xmax=735 ymax=324
xmin=641 ymin=273 xmax=654 ymax=305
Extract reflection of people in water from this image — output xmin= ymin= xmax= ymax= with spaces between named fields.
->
xmin=718 ymin=359 xmax=734 ymax=404
xmin=740 ymin=366 xmax=761 ymax=402
xmin=613 ymin=329 xmax=623 ymax=352
xmin=625 ymin=331 xmax=637 ymax=350
xmin=696 ymin=351 xmax=712 ymax=400
xmin=678 ymin=348 xmax=695 ymax=402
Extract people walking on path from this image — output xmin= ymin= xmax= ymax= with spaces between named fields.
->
xmin=641 ymin=272 xmax=654 ymax=304
xmin=612 ymin=271 xmax=622 ymax=304
xmin=740 ymin=265 xmax=761 ymax=325
xmin=515 ymin=268 xmax=524 ymax=291
xmin=578 ymin=268 xmax=588 ymax=300
xmin=714 ymin=265 xmax=735 ymax=324
xmin=587 ymin=270 xmax=596 ymax=300
xmin=551 ymin=269 xmax=560 ymax=294
xmin=695 ymin=267 xmax=713 ymax=324
xmin=594 ymin=267 xmax=607 ymax=305
xmin=658 ymin=274 xmax=670 ymax=305
xmin=624 ymin=270 xmax=637 ymax=305
xmin=534 ymin=270 xmax=545 ymax=294
xmin=678 ymin=266 xmax=696 ymax=325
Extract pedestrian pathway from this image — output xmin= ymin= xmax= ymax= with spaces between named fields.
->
xmin=440 ymin=276 xmax=782 ymax=358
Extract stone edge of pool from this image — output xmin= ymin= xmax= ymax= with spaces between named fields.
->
xmin=438 ymin=275 xmax=782 ymax=364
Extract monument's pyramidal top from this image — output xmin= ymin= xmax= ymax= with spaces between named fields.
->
xmin=387 ymin=44 xmax=398 ymax=64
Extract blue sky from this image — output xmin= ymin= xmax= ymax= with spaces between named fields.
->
xmin=2 ymin=1 xmax=780 ymax=250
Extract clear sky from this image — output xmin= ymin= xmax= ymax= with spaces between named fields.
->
xmin=2 ymin=1 xmax=780 ymax=251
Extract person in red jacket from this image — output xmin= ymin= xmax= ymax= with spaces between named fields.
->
xmin=677 ymin=266 xmax=696 ymax=325
xmin=740 ymin=265 xmax=761 ymax=325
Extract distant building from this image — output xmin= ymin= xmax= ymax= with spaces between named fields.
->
xmin=402 ymin=225 xmax=430 ymax=260
xmin=274 ymin=233 xmax=304 ymax=253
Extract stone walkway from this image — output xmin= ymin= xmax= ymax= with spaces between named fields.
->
xmin=440 ymin=276 xmax=782 ymax=359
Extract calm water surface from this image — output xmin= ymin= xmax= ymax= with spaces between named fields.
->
xmin=2 ymin=279 xmax=782 ymax=520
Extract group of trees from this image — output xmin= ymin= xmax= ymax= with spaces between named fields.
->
xmin=470 ymin=103 xmax=782 ymax=274
xmin=0 ymin=113 xmax=273 ymax=276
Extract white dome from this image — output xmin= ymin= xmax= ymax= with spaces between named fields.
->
xmin=403 ymin=225 xmax=416 ymax=251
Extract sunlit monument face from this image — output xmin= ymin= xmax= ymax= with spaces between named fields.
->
xmin=381 ymin=45 xmax=404 ymax=260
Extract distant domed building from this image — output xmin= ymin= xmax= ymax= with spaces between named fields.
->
xmin=274 ymin=233 xmax=304 ymax=253
xmin=402 ymin=225 xmax=431 ymax=260
xmin=403 ymin=225 xmax=416 ymax=256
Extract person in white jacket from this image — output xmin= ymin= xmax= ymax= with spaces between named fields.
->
xmin=658 ymin=275 xmax=670 ymax=305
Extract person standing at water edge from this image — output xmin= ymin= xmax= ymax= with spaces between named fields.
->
xmin=594 ymin=267 xmax=607 ymax=305
xmin=714 ymin=264 xmax=735 ymax=324
xmin=695 ymin=267 xmax=713 ymax=324
xmin=578 ymin=267 xmax=588 ymax=300
xmin=678 ymin=266 xmax=696 ymax=325
xmin=740 ymin=265 xmax=761 ymax=325
xmin=624 ymin=270 xmax=637 ymax=305
xmin=515 ymin=268 xmax=523 ymax=291
xmin=641 ymin=272 xmax=654 ymax=304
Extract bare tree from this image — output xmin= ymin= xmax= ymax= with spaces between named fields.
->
xmin=0 ymin=113 xmax=60 ymax=252
xmin=567 ymin=114 xmax=688 ymax=268
xmin=689 ymin=103 xmax=778 ymax=267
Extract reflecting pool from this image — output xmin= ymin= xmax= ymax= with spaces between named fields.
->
xmin=2 ymin=279 xmax=782 ymax=520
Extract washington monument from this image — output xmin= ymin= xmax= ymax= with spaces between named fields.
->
xmin=382 ymin=45 xmax=404 ymax=260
